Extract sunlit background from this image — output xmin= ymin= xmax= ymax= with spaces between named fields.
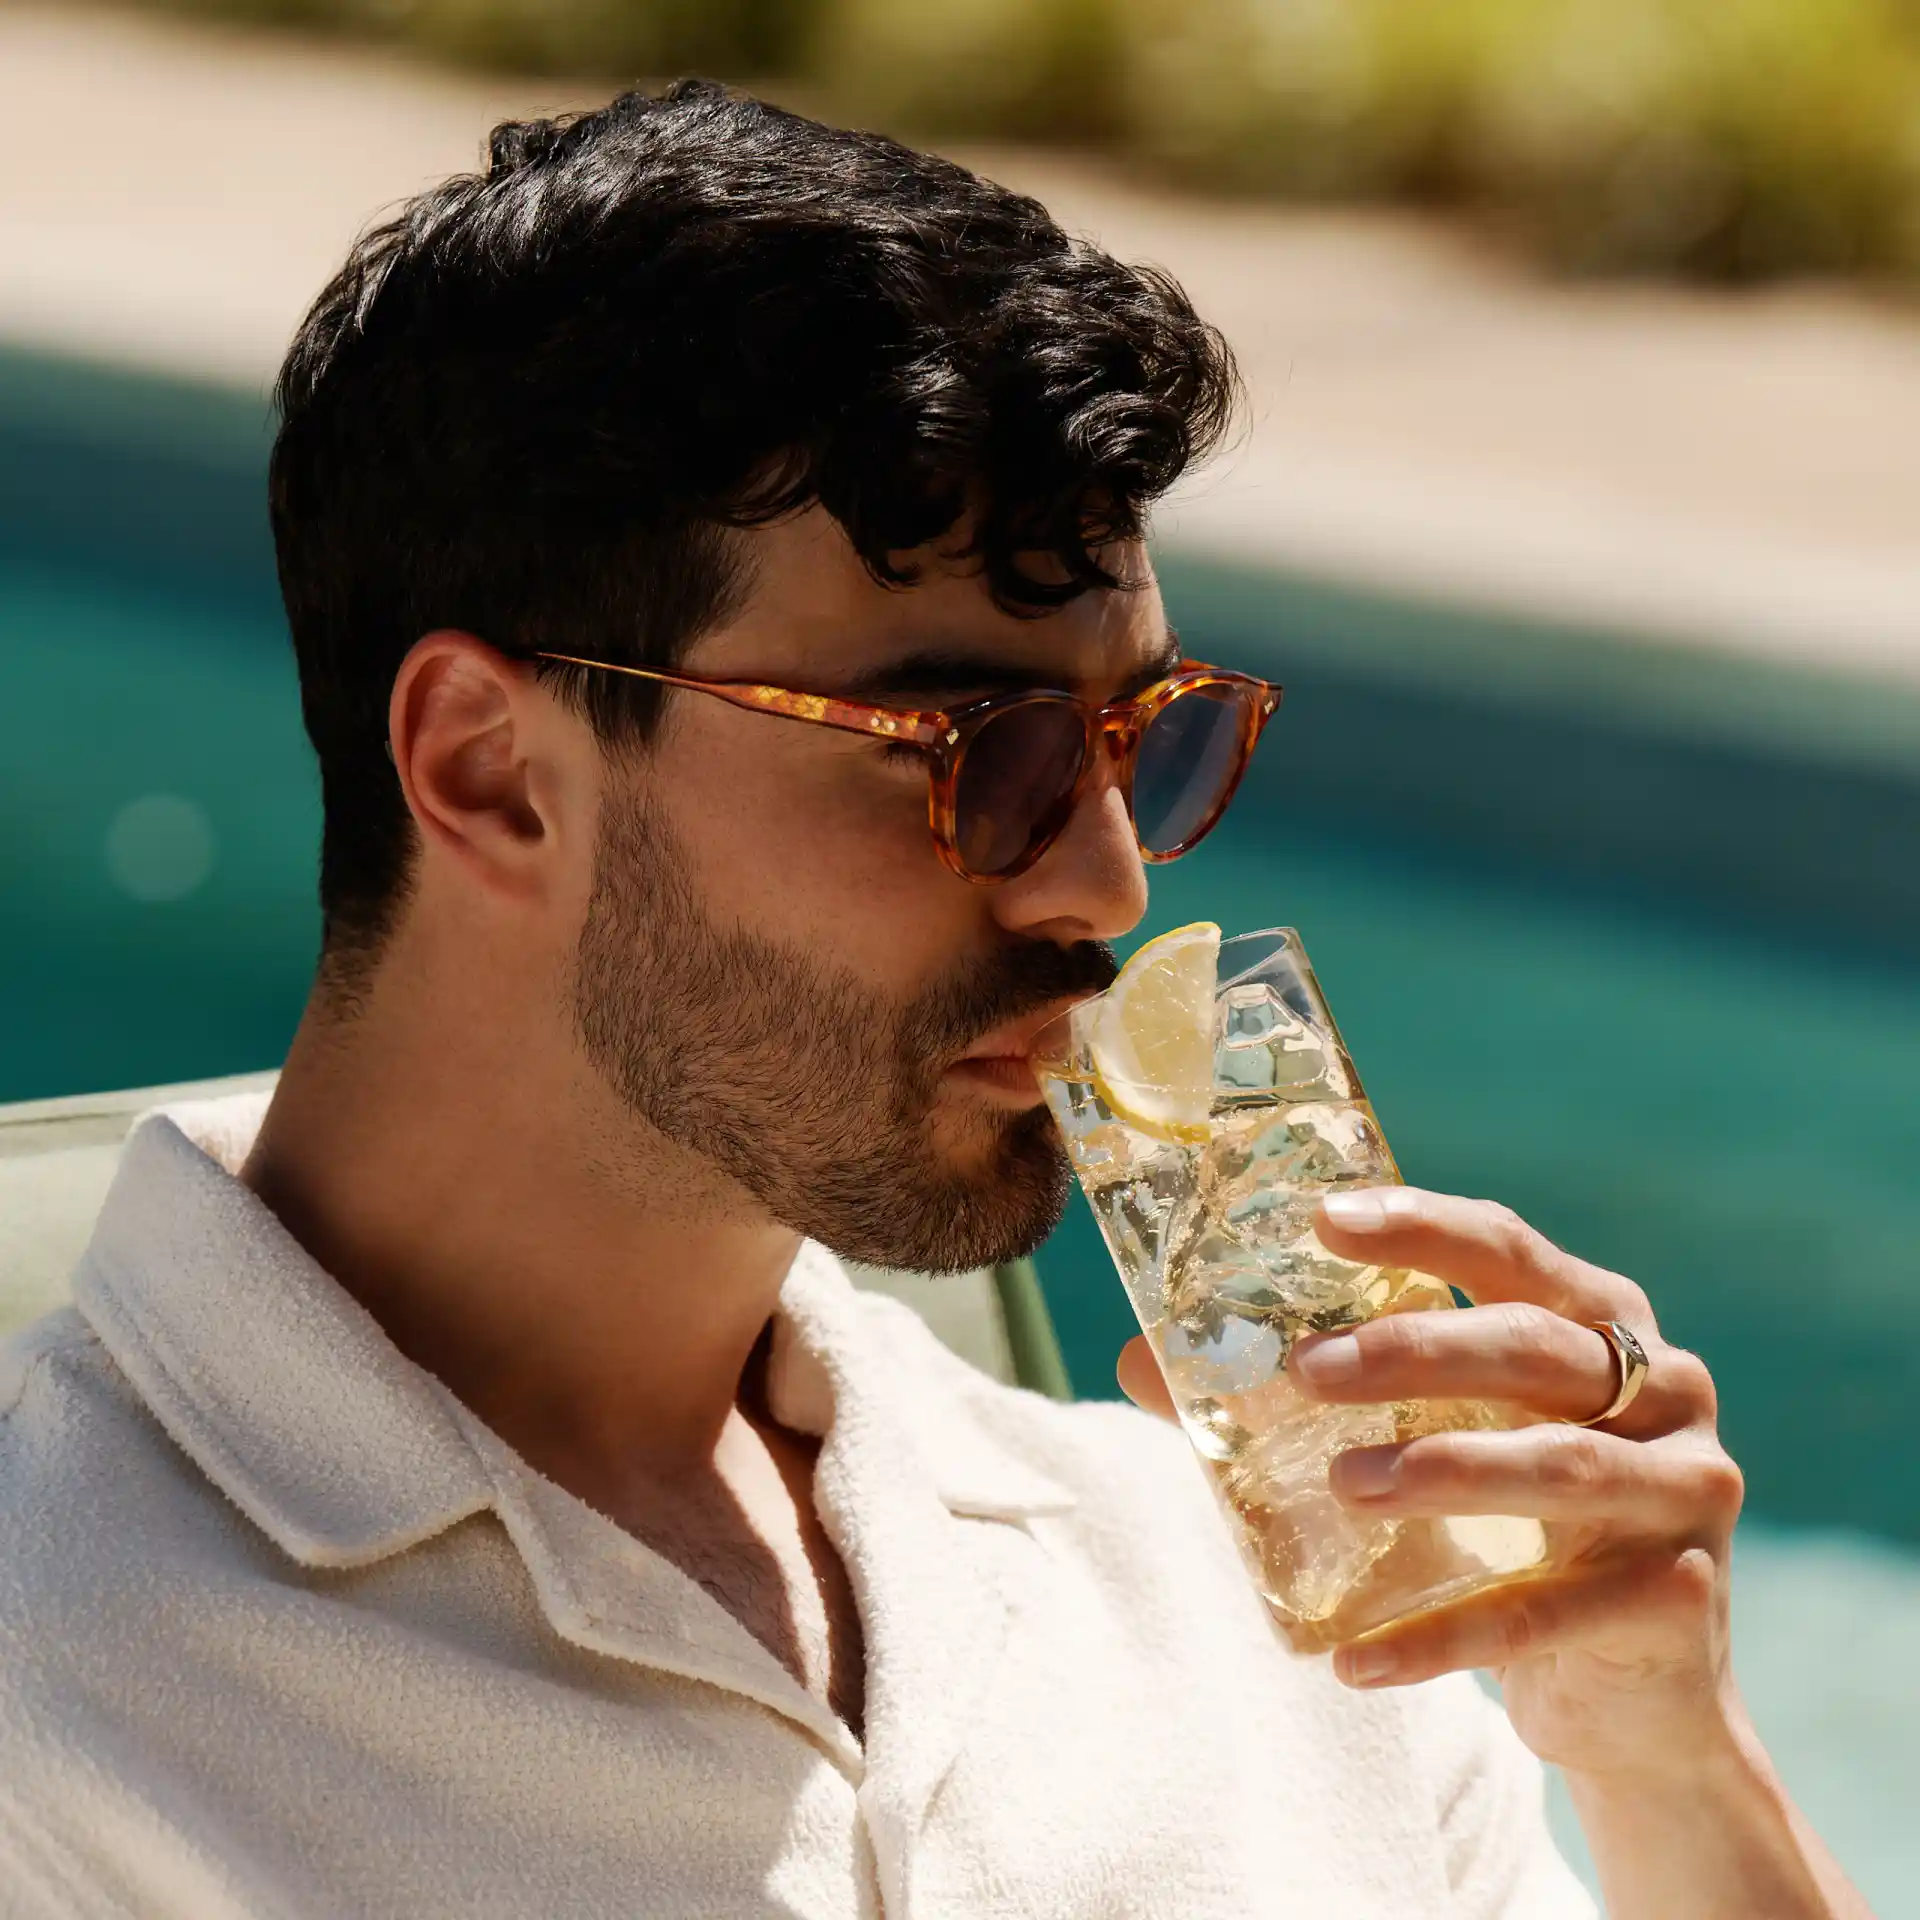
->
xmin=4 ymin=0 xmax=1919 ymax=1905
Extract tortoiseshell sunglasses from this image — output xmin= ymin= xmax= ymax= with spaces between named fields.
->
xmin=535 ymin=651 xmax=1283 ymax=884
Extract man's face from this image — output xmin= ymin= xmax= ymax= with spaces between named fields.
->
xmin=571 ymin=509 xmax=1165 ymax=1273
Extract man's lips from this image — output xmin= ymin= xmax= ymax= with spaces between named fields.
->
xmin=948 ymin=998 xmax=1098 ymax=1090
xmin=944 ymin=1055 xmax=1047 ymax=1100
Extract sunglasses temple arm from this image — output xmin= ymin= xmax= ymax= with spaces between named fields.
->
xmin=534 ymin=652 xmax=950 ymax=746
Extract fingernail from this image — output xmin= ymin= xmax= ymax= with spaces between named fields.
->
xmin=1320 ymin=1189 xmax=1389 ymax=1231
xmin=1293 ymin=1335 xmax=1362 ymax=1388
xmin=1335 ymin=1447 xmax=1401 ymax=1500
xmin=1339 ymin=1644 xmax=1398 ymax=1688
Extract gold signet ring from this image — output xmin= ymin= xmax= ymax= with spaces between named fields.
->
xmin=1573 ymin=1320 xmax=1651 ymax=1426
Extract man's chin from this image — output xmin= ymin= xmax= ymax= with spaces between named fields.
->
xmin=875 ymin=1203 xmax=1065 ymax=1276
xmin=910 ymin=1119 xmax=1071 ymax=1273
xmin=816 ymin=1112 xmax=1070 ymax=1276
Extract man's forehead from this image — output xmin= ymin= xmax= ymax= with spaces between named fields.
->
xmin=690 ymin=515 xmax=1176 ymax=700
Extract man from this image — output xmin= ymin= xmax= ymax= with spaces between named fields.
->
xmin=0 ymin=81 xmax=1866 ymax=1917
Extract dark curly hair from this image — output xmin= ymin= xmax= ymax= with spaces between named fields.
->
xmin=270 ymin=79 xmax=1239 ymax=965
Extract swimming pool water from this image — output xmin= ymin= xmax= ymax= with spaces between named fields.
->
xmin=6 ymin=348 xmax=1920 ymax=1547
xmin=5 ymin=347 xmax=1918 ymax=1907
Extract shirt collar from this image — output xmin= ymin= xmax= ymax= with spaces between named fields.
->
xmin=72 ymin=1093 xmax=1072 ymax=1571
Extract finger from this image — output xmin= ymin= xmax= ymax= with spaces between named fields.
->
xmin=1115 ymin=1335 xmax=1177 ymax=1421
xmin=1315 ymin=1187 xmax=1648 ymax=1325
xmin=1325 ymin=1426 xmax=1743 ymax=1537
xmin=1331 ymin=1546 xmax=1722 ymax=1689
xmin=1291 ymin=1302 xmax=1621 ymax=1422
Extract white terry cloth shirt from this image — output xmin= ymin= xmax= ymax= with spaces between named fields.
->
xmin=0 ymin=1094 xmax=1594 ymax=1919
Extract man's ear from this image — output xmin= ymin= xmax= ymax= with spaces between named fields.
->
xmin=387 ymin=630 xmax=572 ymax=907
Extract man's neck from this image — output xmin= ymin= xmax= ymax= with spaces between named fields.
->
xmin=240 ymin=981 xmax=804 ymax=1485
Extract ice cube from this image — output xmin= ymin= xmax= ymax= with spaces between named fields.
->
xmin=1067 ymin=1121 xmax=1133 ymax=1175
xmin=1213 ymin=986 xmax=1294 ymax=1096
xmin=1217 ymin=1182 xmax=1319 ymax=1257
xmin=1211 ymin=982 xmax=1350 ymax=1100
xmin=1216 ymin=980 xmax=1292 ymax=1045
xmin=1177 ymin=1395 xmax=1254 ymax=1463
xmin=1252 ymin=1233 xmax=1393 ymax=1323
xmin=1160 ymin=1300 xmax=1287 ymax=1398
xmin=1091 ymin=1181 xmax=1158 ymax=1282
xmin=1215 ymin=1104 xmax=1393 ymax=1200
xmin=1189 ymin=1195 xmax=1376 ymax=1319
xmin=1093 ymin=1171 xmax=1201 ymax=1303
xmin=1222 ymin=1399 xmax=1402 ymax=1620
xmin=1166 ymin=1226 xmax=1286 ymax=1313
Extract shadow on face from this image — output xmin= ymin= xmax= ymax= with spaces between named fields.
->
xmin=570 ymin=507 xmax=1168 ymax=1269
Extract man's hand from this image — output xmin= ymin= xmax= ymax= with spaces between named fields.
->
xmin=1116 ymin=1185 xmax=1882 ymax=1915
xmin=1115 ymin=1185 xmax=1745 ymax=1781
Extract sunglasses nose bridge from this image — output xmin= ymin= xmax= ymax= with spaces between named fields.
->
xmin=1094 ymin=707 xmax=1137 ymax=767
xmin=1033 ymin=709 xmax=1134 ymax=869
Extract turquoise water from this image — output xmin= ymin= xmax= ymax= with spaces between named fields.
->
xmin=2 ymin=559 xmax=319 ymax=1092
xmin=4 ymin=348 xmax=1919 ymax=1907
xmin=4 ymin=351 xmax=1919 ymax=1550
xmin=1047 ymin=825 xmax=1920 ymax=1548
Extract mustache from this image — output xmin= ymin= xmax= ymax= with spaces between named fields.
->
xmin=900 ymin=939 xmax=1120 ymax=1068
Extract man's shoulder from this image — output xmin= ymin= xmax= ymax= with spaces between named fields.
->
xmin=0 ymin=1309 xmax=130 ymax=1703
xmin=0 ymin=1305 xmax=257 ymax=1671
xmin=0 ymin=1303 xmax=120 ymax=1464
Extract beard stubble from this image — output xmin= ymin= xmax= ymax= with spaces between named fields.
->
xmin=572 ymin=785 xmax=1117 ymax=1273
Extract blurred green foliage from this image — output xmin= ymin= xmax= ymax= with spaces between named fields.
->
xmin=1121 ymin=0 xmax=1920 ymax=277
xmin=807 ymin=0 xmax=1124 ymax=144
xmin=137 ymin=0 xmax=1920 ymax=279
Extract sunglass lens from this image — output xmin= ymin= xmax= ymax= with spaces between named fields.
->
xmin=1132 ymin=684 xmax=1249 ymax=856
xmin=953 ymin=702 xmax=1087 ymax=877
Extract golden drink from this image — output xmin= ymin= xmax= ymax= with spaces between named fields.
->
xmin=1038 ymin=929 xmax=1547 ymax=1652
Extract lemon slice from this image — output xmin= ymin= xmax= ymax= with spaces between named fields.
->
xmin=1089 ymin=922 xmax=1221 ymax=1143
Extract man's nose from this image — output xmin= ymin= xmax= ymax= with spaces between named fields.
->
xmin=988 ymin=767 xmax=1148 ymax=945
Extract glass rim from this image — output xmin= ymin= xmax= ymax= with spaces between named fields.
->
xmin=1030 ymin=924 xmax=1312 ymax=1082
xmin=1213 ymin=925 xmax=1304 ymax=994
